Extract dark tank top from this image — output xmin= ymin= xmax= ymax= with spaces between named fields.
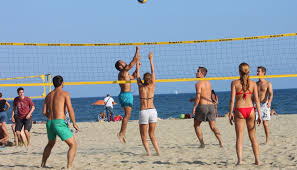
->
xmin=0 ymin=99 xmax=6 ymax=112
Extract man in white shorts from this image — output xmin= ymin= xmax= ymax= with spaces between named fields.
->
xmin=256 ymin=66 xmax=273 ymax=144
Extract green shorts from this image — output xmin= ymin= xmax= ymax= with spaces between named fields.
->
xmin=46 ymin=119 xmax=73 ymax=141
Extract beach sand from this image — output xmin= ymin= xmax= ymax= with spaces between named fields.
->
xmin=1 ymin=114 xmax=296 ymax=170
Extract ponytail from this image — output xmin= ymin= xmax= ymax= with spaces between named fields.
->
xmin=239 ymin=62 xmax=250 ymax=94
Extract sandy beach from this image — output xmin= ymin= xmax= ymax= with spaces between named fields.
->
xmin=0 ymin=114 xmax=296 ymax=170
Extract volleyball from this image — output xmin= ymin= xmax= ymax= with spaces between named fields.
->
xmin=138 ymin=0 xmax=147 ymax=4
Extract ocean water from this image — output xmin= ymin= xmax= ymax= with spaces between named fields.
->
xmin=5 ymin=88 xmax=297 ymax=123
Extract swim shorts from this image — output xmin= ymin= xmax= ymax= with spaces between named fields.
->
xmin=255 ymin=102 xmax=271 ymax=121
xmin=118 ymin=92 xmax=133 ymax=107
xmin=139 ymin=108 xmax=158 ymax=124
xmin=15 ymin=115 xmax=32 ymax=132
xmin=0 ymin=111 xmax=8 ymax=123
xmin=46 ymin=119 xmax=73 ymax=141
xmin=194 ymin=104 xmax=216 ymax=122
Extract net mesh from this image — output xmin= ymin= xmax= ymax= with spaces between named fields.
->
xmin=0 ymin=33 xmax=296 ymax=98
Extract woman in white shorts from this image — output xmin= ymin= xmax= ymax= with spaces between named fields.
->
xmin=135 ymin=51 xmax=160 ymax=156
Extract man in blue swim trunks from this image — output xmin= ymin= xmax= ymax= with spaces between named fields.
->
xmin=115 ymin=46 xmax=140 ymax=143
xmin=41 ymin=75 xmax=79 ymax=169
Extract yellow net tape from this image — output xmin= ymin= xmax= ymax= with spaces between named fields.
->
xmin=0 ymin=74 xmax=296 ymax=87
xmin=0 ymin=33 xmax=296 ymax=46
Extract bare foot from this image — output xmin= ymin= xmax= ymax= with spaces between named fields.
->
xmin=255 ymin=160 xmax=260 ymax=166
xmin=236 ymin=161 xmax=242 ymax=165
xmin=117 ymin=133 xmax=126 ymax=144
xmin=200 ymin=144 xmax=205 ymax=148
xmin=220 ymin=143 xmax=224 ymax=148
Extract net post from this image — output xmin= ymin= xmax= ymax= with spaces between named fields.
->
xmin=48 ymin=74 xmax=52 ymax=92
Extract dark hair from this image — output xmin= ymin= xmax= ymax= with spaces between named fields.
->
xmin=257 ymin=66 xmax=266 ymax=75
xmin=106 ymin=94 xmax=110 ymax=97
xmin=53 ymin=75 xmax=63 ymax=88
xmin=115 ymin=60 xmax=121 ymax=71
xmin=211 ymin=90 xmax=216 ymax=96
xmin=143 ymin=72 xmax=153 ymax=86
xmin=211 ymin=90 xmax=217 ymax=102
xmin=0 ymin=92 xmax=2 ymax=98
xmin=17 ymin=87 xmax=24 ymax=93
xmin=199 ymin=67 xmax=207 ymax=76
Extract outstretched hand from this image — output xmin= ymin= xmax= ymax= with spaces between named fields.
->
xmin=148 ymin=51 xmax=153 ymax=60
xmin=136 ymin=46 xmax=140 ymax=59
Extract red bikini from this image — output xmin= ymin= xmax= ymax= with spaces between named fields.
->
xmin=234 ymin=89 xmax=253 ymax=119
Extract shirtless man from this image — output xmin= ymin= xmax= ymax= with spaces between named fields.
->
xmin=256 ymin=66 xmax=273 ymax=144
xmin=41 ymin=75 xmax=79 ymax=168
xmin=115 ymin=46 xmax=140 ymax=143
xmin=192 ymin=67 xmax=223 ymax=148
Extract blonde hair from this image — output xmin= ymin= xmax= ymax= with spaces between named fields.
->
xmin=239 ymin=62 xmax=250 ymax=93
xmin=143 ymin=72 xmax=152 ymax=86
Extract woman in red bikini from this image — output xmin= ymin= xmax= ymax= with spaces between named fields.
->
xmin=229 ymin=62 xmax=262 ymax=165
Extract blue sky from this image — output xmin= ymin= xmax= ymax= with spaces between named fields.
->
xmin=1 ymin=0 xmax=297 ymax=98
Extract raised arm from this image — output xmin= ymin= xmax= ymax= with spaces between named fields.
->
xmin=148 ymin=52 xmax=155 ymax=84
xmin=192 ymin=83 xmax=201 ymax=115
xmin=65 ymin=92 xmax=79 ymax=132
xmin=253 ymin=84 xmax=262 ymax=125
xmin=267 ymin=82 xmax=273 ymax=108
xmin=129 ymin=70 xmax=137 ymax=80
xmin=125 ymin=46 xmax=140 ymax=71
xmin=229 ymin=81 xmax=236 ymax=125
xmin=136 ymin=56 xmax=142 ymax=86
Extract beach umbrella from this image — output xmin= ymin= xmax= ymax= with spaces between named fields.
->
xmin=92 ymin=100 xmax=117 ymax=105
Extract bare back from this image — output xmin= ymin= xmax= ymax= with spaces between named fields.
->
xmin=138 ymin=83 xmax=155 ymax=110
xmin=196 ymin=80 xmax=213 ymax=105
xmin=118 ymin=70 xmax=132 ymax=92
xmin=53 ymin=88 xmax=70 ymax=120
xmin=44 ymin=91 xmax=55 ymax=120
xmin=233 ymin=79 xmax=256 ymax=108
xmin=257 ymin=79 xmax=271 ymax=103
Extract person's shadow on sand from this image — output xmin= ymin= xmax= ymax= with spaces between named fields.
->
xmin=176 ymin=160 xmax=210 ymax=165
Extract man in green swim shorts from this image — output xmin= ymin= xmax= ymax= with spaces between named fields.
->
xmin=115 ymin=46 xmax=140 ymax=143
xmin=41 ymin=75 xmax=79 ymax=168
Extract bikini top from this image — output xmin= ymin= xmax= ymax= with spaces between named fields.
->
xmin=236 ymin=88 xmax=253 ymax=99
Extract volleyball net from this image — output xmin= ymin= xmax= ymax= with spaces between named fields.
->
xmin=0 ymin=33 xmax=296 ymax=98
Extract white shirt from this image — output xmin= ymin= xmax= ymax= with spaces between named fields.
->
xmin=104 ymin=96 xmax=114 ymax=108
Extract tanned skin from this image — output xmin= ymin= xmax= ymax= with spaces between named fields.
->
xmin=117 ymin=46 xmax=140 ymax=143
xmin=257 ymin=68 xmax=273 ymax=144
xmin=41 ymin=82 xmax=79 ymax=168
xmin=192 ymin=68 xmax=223 ymax=148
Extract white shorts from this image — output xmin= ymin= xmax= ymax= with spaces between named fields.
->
xmin=139 ymin=109 xmax=158 ymax=124
xmin=256 ymin=102 xmax=271 ymax=121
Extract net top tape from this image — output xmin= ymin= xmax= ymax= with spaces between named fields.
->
xmin=1 ymin=33 xmax=296 ymax=46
